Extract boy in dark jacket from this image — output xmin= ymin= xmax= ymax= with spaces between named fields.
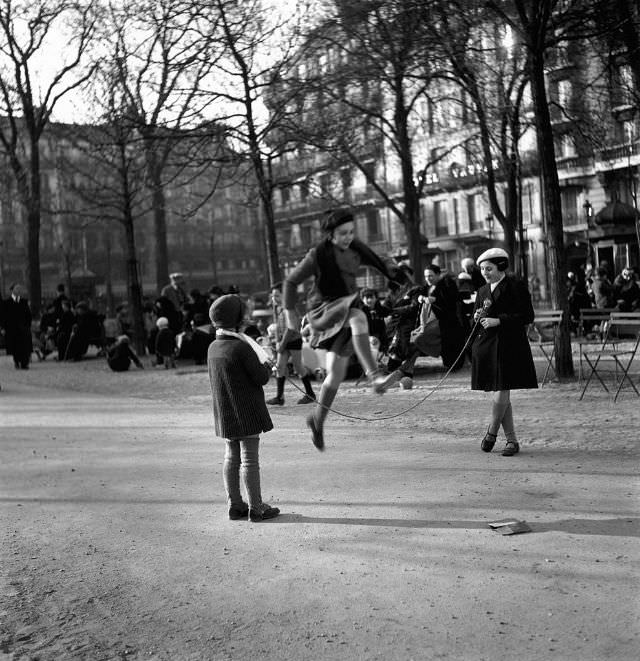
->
xmin=207 ymin=295 xmax=280 ymax=522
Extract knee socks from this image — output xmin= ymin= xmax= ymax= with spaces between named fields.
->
xmin=275 ymin=376 xmax=285 ymax=399
xmin=301 ymin=374 xmax=315 ymax=397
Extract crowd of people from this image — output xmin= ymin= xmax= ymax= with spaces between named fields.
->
xmin=0 ymin=275 xmax=245 ymax=375
xmin=567 ymin=263 xmax=640 ymax=334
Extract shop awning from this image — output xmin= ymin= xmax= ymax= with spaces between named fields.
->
xmin=594 ymin=200 xmax=640 ymax=225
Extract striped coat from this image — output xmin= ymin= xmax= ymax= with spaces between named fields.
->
xmin=207 ymin=335 xmax=273 ymax=439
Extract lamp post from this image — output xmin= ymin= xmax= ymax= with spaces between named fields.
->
xmin=582 ymin=199 xmax=593 ymax=267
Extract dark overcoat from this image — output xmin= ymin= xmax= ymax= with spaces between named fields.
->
xmin=2 ymin=297 xmax=33 ymax=359
xmin=207 ymin=335 xmax=273 ymax=439
xmin=471 ymin=275 xmax=538 ymax=391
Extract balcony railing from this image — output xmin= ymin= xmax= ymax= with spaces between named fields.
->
xmin=596 ymin=140 xmax=640 ymax=163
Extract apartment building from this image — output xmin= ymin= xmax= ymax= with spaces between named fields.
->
xmin=0 ymin=122 xmax=266 ymax=306
xmin=268 ymin=11 xmax=639 ymax=302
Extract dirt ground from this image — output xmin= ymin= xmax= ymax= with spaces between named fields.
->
xmin=1 ymin=350 xmax=639 ymax=661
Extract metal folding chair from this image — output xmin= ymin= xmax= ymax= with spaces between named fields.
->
xmin=576 ymin=308 xmax=615 ymax=383
xmin=579 ymin=312 xmax=640 ymax=401
xmin=530 ymin=310 xmax=563 ymax=386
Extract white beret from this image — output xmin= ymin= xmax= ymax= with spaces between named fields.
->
xmin=476 ymin=248 xmax=509 ymax=265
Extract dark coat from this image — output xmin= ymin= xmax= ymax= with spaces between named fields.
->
xmin=471 ymin=275 xmax=538 ymax=391
xmin=2 ymin=296 xmax=33 ymax=360
xmin=107 ymin=342 xmax=142 ymax=372
xmin=207 ymin=335 xmax=273 ymax=439
xmin=155 ymin=327 xmax=176 ymax=357
xmin=428 ymin=275 xmax=466 ymax=369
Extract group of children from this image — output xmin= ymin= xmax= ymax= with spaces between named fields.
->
xmin=206 ymin=210 xmax=538 ymax=524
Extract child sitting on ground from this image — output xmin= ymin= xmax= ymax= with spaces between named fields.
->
xmin=207 ymin=294 xmax=280 ymax=522
xmin=107 ymin=335 xmax=144 ymax=372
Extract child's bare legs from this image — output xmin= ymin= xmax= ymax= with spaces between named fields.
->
xmin=307 ymin=351 xmax=348 ymax=451
xmin=224 ymin=436 xmax=261 ymax=511
xmin=347 ymin=308 xmax=377 ymax=375
xmin=347 ymin=308 xmax=386 ymax=392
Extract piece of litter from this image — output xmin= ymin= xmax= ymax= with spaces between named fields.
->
xmin=488 ymin=520 xmax=532 ymax=535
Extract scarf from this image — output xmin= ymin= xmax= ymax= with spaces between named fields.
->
xmin=216 ymin=329 xmax=271 ymax=365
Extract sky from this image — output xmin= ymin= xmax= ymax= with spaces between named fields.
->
xmin=1 ymin=0 xmax=328 ymax=125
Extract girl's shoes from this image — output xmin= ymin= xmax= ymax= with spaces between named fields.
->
xmin=481 ymin=431 xmax=497 ymax=452
xmin=502 ymin=440 xmax=520 ymax=457
xmin=306 ymin=414 xmax=324 ymax=451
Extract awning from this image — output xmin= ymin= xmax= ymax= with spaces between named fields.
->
xmin=594 ymin=200 xmax=640 ymax=225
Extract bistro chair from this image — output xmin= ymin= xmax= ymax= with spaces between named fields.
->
xmin=579 ymin=312 xmax=640 ymax=402
xmin=576 ymin=308 xmax=616 ymax=383
xmin=530 ymin=310 xmax=563 ymax=386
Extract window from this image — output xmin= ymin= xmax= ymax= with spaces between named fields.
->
xmin=556 ymin=134 xmax=576 ymax=159
xmin=434 ymin=200 xmax=449 ymax=237
xmin=280 ymin=186 xmax=290 ymax=206
xmin=319 ymin=173 xmax=330 ymax=194
xmin=340 ymin=168 xmax=352 ymax=193
xmin=299 ymin=180 xmax=309 ymax=201
xmin=452 ymin=198 xmax=460 ymax=235
xmin=557 ymin=79 xmax=572 ymax=112
xmin=560 ymin=187 xmax=580 ymax=226
xmin=467 ymin=194 xmax=483 ymax=231
xmin=366 ymin=209 xmax=382 ymax=242
xmin=362 ymin=161 xmax=375 ymax=190
xmin=612 ymin=64 xmax=634 ymax=108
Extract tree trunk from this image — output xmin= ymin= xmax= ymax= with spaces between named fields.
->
xmin=530 ymin=51 xmax=574 ymax=378
xmin=260 ymin=189 xmax=281 ymax=287
xmin=123 ymin=212 xmax=146 ymax=356
xmin=26 ymin=139 xmax=42 ymax=316
xmin=147 ymin=156 xmax=169 ymax=293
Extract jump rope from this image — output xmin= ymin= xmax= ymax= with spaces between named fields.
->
xmin=275 ymin=299 xmax=492 ymax=422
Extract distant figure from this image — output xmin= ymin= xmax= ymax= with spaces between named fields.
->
xmin=155 ymin=316 xmax=176 ymax=368
xmin=461 ymin=257 xmax=485 ymax=291
xmin=2 ymin=283 xmax=33 ymax=369
xmin=160 ymin=272 xmax=189 ymax=324
xmin=613 ymin=266 xmax=640 ymax=312
xmin=590 ymin=267 xmax=614 ymax=309
xmin=107 ymin=335 xmax=144 ymax=372
xmin=265 ymin=282 xmax=316 ymax=406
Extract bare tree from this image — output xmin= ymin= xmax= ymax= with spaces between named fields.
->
xmin=0 ymin=0 xmax=98 ymax=314
xmin=65 ymin=91 xmax=150 ymax=355
xmin=425 ymin=1 xmax=531 ymax=274
xmin=94 ymin=0 xmax=226 ymax=292
xmin=486 ymin=0 xmax=599 ymax=378
xmin=189 ymin=0 xmax=310 ymax=287
xmin=284 ymin=0 xmax=448 ymax=282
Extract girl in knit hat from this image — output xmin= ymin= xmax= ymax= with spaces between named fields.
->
xmin=207 ymin=294 xmax=280 ymax=522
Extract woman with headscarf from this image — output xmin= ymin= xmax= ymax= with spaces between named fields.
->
xmin=471 ymin=248 xmax=538 ymax=457
xmin=282 ymin=208 xmax=406 ymax=451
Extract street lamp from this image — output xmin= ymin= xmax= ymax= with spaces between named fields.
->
xmin=582 ymin=199 xmax=593 ymax=266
